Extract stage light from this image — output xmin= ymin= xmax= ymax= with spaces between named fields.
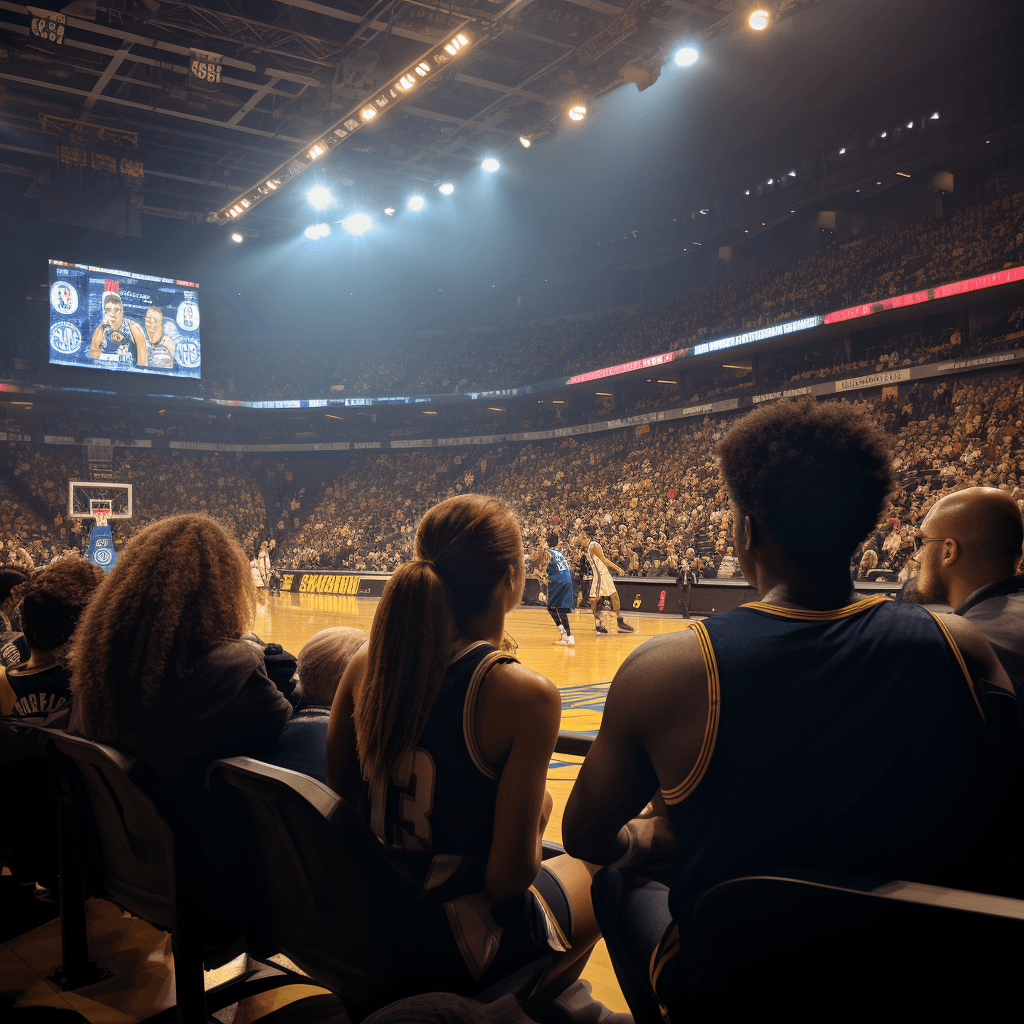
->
xmin=767 ymin=178 xmax=773 ymax=185
xmin=930 ymin=111 xmax=940 ymax=119
xmin=307 ymin=143 xmax=325 ymax=160
xmin=438 ymin=182 xmax=455 ymax=195
xmin=788 ymin=170 xmax=796 ymax=177
xmin=519 ymin=135 xmax=531 ymax=148
xmin=361 ymin=106 xmax=377 ymax=121
xmin=231 ymin=232 xmax=243 ymax=243
xmin=568 ymin=103 xmax=587 ymax=121
xmin=880 ymin=131 xmax=887 ymax=138
xmin=906 ymin=121 xmax=914 ymax=129
xmin=839 ymin=147 xmax=846 ymax=154
xmin=699 ymin=208 xmax=709 ymax=215
xmin=745 ymin=189 xmax=750 ymax=195
xmin=342 ymin=212 xmax=373 ymax=236
xmin=674 ymin=46 xmax=699 ymax=67
xmin=481 ymin=157 xmax=500 ymax=172
xmin=265 ymin=179 xmax=279 ymax=190
xmin=748 ymin=8 xmax=770 ymax=30
xmin=307 ymin=186 xmax=333 ymax=211
xmin=304 ymin=223 xmax=330 ymax=240
xmin=408 ymin=195 xmax=425 ymax=211
xmin=384 ymin=207 xmax=395 ymax=216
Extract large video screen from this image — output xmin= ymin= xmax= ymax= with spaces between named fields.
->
xmin=48 ymin=260 xmax=201 ymax=378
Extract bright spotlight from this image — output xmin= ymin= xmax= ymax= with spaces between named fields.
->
xmin=748 ymin=7 xmax=770 ymax=30
xmin=930 ymin=111 xmax=940 ymax=120
xmin=341 ymin=212 xmax=373 ymax=236
xmin=906 ymin=121 xmax=914 ymax=129
xmin=230 ymin=232 xmax=243 ymax=243
xmin=304 ymin=223 xmax=331 ymax=240
xmin=307 ymin=186 xmax=333 ymax=211
xmin=408 ymin=195 xmax=425 ymax=211
xmin=384 ymin=207 xmax=395 ymax=216
xmin=839 ymin=147 xmax=846 ymax=154
xmin=361 ymin=106 xmax=376 ymax=121
xmin=767 ymin=178 xmax=773 ymax=185
xmin=674 ymin=46 xmax=699 ymax=67
xmin=481 ymin=157 xmax=500 ymax=173
xmin=519 ymin=135 xmax=531 ymax=148
xmin=438 ymin=182 xmax=455 ymax=195
xmin=568 ymin=103 xmax=587 ymax=122
xmin=788 ymin=170 xmax=796 ymax=177
xmin=880 ymin=131 xmax=887 ymax=138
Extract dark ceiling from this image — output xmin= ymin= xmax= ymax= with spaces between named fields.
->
xmin=0 ymin=0 xmax=824 ymax=231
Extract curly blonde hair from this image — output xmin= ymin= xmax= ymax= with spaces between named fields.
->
xmin=71 ymin=514 xmax=255 ymax=746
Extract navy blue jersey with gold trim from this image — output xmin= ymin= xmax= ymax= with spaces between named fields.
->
xmin=665 ymin=597 xmax=1018 ymax=931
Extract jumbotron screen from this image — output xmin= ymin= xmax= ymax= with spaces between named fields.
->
xmin=48 ymin=260 xmax=201 ymax=378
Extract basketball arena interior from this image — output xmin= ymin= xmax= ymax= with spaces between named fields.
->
xmin=3 ymin=0 xmax=1024 ymax=1021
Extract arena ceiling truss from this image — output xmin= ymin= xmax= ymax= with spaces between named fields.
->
xmin=0 ymin=0 xmax=815 ymax=229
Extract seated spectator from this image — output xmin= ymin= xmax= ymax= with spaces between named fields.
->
xmin=716 ymin=546 xmax=739 ymax=578
xmin=906 ymin=486 xmax=1024 ymax=694
xmin=562 ymin=399 xmax=1020 ymax=1023
xmin=69 ymin=513 xmax=292 ymax=931
xmin=326 ymin=494 xmax=600 ymax=996
xmin=0 ymin=559 xmax=103 ymax=728
xmin=0 ymin=566 xmax=29 ymax=635
xmin=270 ymin=626 xmax=367 ymax=782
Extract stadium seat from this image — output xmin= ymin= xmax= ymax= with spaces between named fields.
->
xmin=207 ymin=757 xmax=553 ymax=1021
xmin=39 ymin=729 xmax=305 ymax=1024
xmin=687 ymin=873 xmax=1024 ymax=1020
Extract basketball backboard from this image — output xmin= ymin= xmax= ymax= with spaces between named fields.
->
xmin=68 ymin=481 xmax=132 ymax=519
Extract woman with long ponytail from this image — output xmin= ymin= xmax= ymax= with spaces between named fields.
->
xmin=327 ymin=494 xmax=599 ymax=994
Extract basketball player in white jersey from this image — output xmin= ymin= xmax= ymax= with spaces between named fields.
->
xmin=576 ymin=533 xmax=634 ymax=634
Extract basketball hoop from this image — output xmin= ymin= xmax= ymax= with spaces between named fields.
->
xmin=93 ymin=509 xmax=111 ymax=530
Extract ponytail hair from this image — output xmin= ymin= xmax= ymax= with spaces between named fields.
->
xmin=355 ymin=494 xmax=524 ymax=783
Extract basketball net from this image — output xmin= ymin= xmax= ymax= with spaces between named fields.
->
xmin=93 ymin=510 xmax=111 ymax=530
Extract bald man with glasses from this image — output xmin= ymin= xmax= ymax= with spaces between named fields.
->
xmin=906 ymin=487 xmax=1024 ymax=695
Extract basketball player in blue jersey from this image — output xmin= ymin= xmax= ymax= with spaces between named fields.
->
xmin=327 ymin=495 xmax=601 ymax=999
xmin=534 ymin=531 xmax=576 ymax=646
xmin=89 ymin=292 xmax=149 ymax=367
xmin=563 ymin=399 xmax=1022 ymax=1022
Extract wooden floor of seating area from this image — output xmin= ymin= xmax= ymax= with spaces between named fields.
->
xmin=4 ymin=596 xmax=700 ymax=1022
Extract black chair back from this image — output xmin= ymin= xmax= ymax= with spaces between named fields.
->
xmin=208 ymin=757 xmax=471 ymax=1017
xmin=689 ymin=874 xmax=1024 ymax=1020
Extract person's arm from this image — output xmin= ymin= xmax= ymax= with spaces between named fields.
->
xmin=475 ymin=662 xmax=562 ymax=903
xmin=325 ymin=643 xmax=369 ymax=804
xmin=90 ymin=323 xmax=104 ymax=358
xmin=593 ymin=541 xmax=625 ymax=576
xmin=131 ymin=323 xmax=149 ymax=366
xmin=0 ymin=666 xmax=14 ymax=716
xmin=563 ymin=630 xmax=708 ymax=867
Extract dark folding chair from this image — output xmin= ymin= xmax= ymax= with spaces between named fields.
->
xmin=40 ymin=729 xmax=306 ymax=1024
xmin=207 ymin=757 xmax=555 ymax=1021
xmin=687 ymin=874 xmax=1024 ymax=1020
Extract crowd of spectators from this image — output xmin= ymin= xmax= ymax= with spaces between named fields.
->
xmin=278 ymin=367 xmax=1024 ymax=586
xmin=211 ymin=188 xmax=1024 ymax=400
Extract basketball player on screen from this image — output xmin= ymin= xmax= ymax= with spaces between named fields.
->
xmin=143 ymin=306 xmax=176 ymax=369
xmin=576 ymin=532 xmax=634 ymax=634
xmin=90 ymin=292 xmax=148 ymax=367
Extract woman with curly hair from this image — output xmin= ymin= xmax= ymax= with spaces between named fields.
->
xmin=0 ymin=559 xmax=104 ymax=728
xmin=326 ymin=494 xmax=600 ymax=998
xmin=69 ymin=514 xmax=292 ymax=925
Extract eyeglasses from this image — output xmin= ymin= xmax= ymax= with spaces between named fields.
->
xmin=910 ymin=534 xmax=944 ymax=560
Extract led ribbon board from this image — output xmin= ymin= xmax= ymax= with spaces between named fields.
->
xmin=209 ymin=29 xmax=472 ymax=225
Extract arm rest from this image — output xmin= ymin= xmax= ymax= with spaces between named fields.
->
xmin=554 ymin=731 xmax=594 ymax=757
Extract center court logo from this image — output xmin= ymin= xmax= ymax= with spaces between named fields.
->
xmin=50 ymin=321 xmax=83 ymax=355
xmin=50 ymin=281 xmax=78 ymax=315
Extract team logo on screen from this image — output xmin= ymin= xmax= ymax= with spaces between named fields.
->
xmin=50 ymin=321 xmax=83 ymax=355
xmin=50 ymin=282 xmax=79 ymax=315
xmin=176 ymin=300 xmax=200 ymax=331
xmin=176 ymin=339 xmax=201 ymax=369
